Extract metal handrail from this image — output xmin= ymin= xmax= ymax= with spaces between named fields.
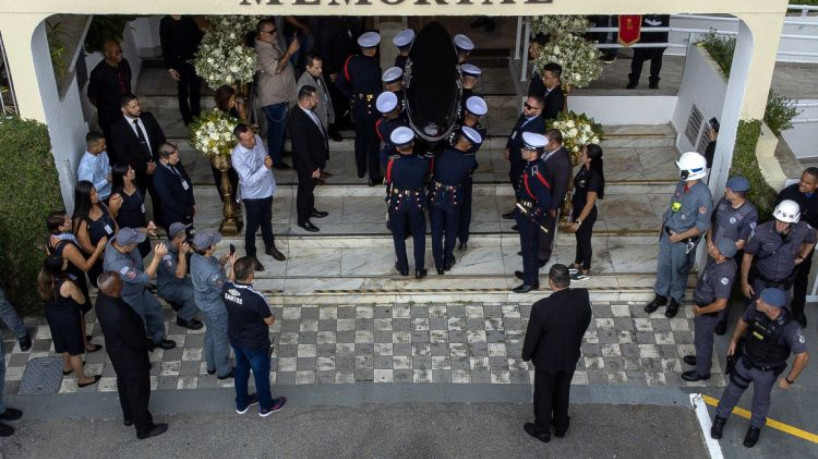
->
xmin=0 ymin=32 xmax=18 ymax=117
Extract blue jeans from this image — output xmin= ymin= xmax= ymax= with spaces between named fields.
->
xmin=0 ymin=288 xmax=26 ymax=340
xmin=262 ymin=103 xmax=288 ymax=166
xmin=199 ymin=302 xmax=232 ymax=377
xmin=233 ymin=344 xmax=274 ymax=412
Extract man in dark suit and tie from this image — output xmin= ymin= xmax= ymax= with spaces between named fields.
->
xmin=539 ymin=129 xmax=572 ymax=266
xmin=94 ymin=271 xmax=167 ymax=440
xmin=522 ymin=264 xmax=592 ymax=443
xmin=109 ymin=93 xmax=167 ymax=219
xmin=152 ymin=142 xmax=195 ymax=231
xmin=502 ymin=94 xmax=546 ymax=220
xmin=288 ymin=85 xmax=329 ymax=232
xmin=540 ymin=63 xmax=565 ymax=123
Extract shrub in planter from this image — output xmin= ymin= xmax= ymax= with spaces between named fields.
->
xmin=765 ymin=90 xmax=800 ymax=134
xmin=729 ymin=119 xmax=777 ymax=221
xmin=0 ymin=117 xmax=63 ymax=315
xmin=699 ymin=31 xmax=735 ymax=77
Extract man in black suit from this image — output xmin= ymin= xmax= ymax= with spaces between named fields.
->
xmin=541 ymin=63 xmax=566 ymax=123
xmin=502 ymin=94 xmax=546 ymax=220
xmin=95 ymin=271 xmax=167 ymax=440
xmin=539 ymin=129 xmax=572 ymax=265
xmin=159 ymin=15 xmax=203 ymax=125
xmin=522 ymin=264 xmax=592 ymax=443
xmin=88 ymin=40 xmax=132 ymax=144
xmin=110 ymin=93 xmax=166 ymax=219
xmin=152 ymin=142 xmax=195 ymax=231
xmin=288 ymin=85 xmax=329 ymax=232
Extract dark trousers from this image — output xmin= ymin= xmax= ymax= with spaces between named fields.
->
xmin=353 ymin=112 xmax=381 ymax=180
xmin=630 ymin=47 xmax=666 ymax=84
xmin=509 ymin=161 xmax=525 ymax=193
xmin=115 ymin=368 xmax=153 ymax=436
xmin=243 ymin=196 xmax=275 ymax=258
xmin=538 ymin=213 xmax=558 ymax=264
xmin=457 ymin=176 xmax=473 ymax=244
xmin=391 ymin=208 xmax=426 ymax=272
xmin=573 ymin=207 xmax=598 ymax=270
xmin=516 ymin=210 xmax=541 ymax=286
xmin=430 ymin=203 xmax=460 ymax=270
xmin=790 ymin=248 xmax=813 ymax=324
xmin=533 ymin=368 xmax=573 ymax=434
xmin=176 ymin=63 xmax=202 ymax=124
xmin=296 ymin=171 xmax=317 ymax=224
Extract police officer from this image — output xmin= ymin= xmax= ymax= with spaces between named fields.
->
xmin=386 ymin=127 xmax=430 ymax=279
xmin=682 ymin=238 xmax=737 ymax=382
xmin=157 ymin=223 xmax=203 ymax=331
xmin=453 ymin=34 xmax=474 ymax=64
xmin=382 ymin=66 xmax=405 ymax=109
xmin=645 ymin=152 xmax=713 ymax=318
xmin=190 ymin=230 xmax=236 ymax=380
xmin=430 ymin=127 xmax=481 ymax=275
xmin=392 ymin=29 xmax=415 ymax=71
xmin=501 ymin=94 xmax=546 ymax=220
xmin=103 ymin=227 xmax=177 ymax=350
xmin=335 ymin=31 xmax=383 ymax=186
xmin=707 ymin=175 xmax=758 ymax=335
xmin=375 ymin=92 xmax=406 ymax=170
xmin=452 ymin=96 xmax=488 ymax=252
xmin=741 ymin=199 xmax=817 ymax=302
xmin=459 ymin=64 xmax=482 ymax=115
xmin=775 ymin=167 xmax=818 ymax=326
xmin=512 ymin=132 xmax=553 ymax=293
xmin=711 ymin=288 xmax=809 ymax=448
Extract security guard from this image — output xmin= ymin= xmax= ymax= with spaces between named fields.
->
xmin=459 ymin=64 xmax=482 ymax=116
xmin=386 ymin=127 xmax=430 ymax=279
xmin=103 ymin=227 xmax=177 ymax=349
xmin=741 ymin=199 xmax=817 ymax=301
xmin=392 ymin=28 xmax=415 ymax=71
xmin=453 ymin=33 xmax=474 ymax=64
xmin=335 ymin=31 xmax=383 ymax=186
xmin=512 ymin=132 xmax=553 ymax=293
xmin=157 ymin=223 xmax=203 ymax=331
xmin=382 ymin=66 xmax=405 ymax=110
xmin=645 ymin=152 xmax=713 ymax=318
xmin=682 ymin=238 xmax=737 ymax=382
xmin=707 ymin=175 xmax=758 ymax=335
xmin=430 ymin=127 xmax=480 ymax=275
xmin=451 ymin=96 xmax=488 ymax=252
xmin=712 ymin=288 xmax=809 ymax=448
xmin=375 ymin=92 xmax=407 ymax=170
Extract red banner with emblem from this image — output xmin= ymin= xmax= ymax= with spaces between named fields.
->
xmin=618 ymin=15 xmax=642 ymax=47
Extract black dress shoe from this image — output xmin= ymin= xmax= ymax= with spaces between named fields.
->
xmin=265 ymin=247 xmax=287 ymax=261
xmin=512 ymin=284 xmax=537 ymax=293
xmin=682 ymin=370 xmax=710 ymax=382
xmin=458 ymin=242 xmax=468 ymax=252
xmin=368 ymin=177 xmax=383 ymax=187
xmin=124 ymin=419 xmax=134 ymax=427
xmin=554 ymin=429 xmax=567 ymax=438
xmin=644 ymin=295 xmax=667 ymax=313
xmin=310 ymin=210 xmax=328 ymax=218
xmin=0 ymin=408 xmax=22 ymax=421
xmin=217 ymin=368 xmax=236 ymax=380
xmin=157 ymin=339 xmax=177 ymax=350
xmin=743 ymin=426 xmax=761 ymax=448
xmin=137 ymin=423 xmax=168 ymax=440
xmin=357 ymin=171 xmax=365 ymax=179
xmin=18 ymin=334 xmax=31 ymax=352
xmin=517 ymin=251 xmax=522 ymax=256
xmin=501 ymin=211 xmax=515 ymax=220
xmin=437 ymin=268 xmax=445 ymax=275
xmin=665 ymin=298 xmax=680 ymax=318
xmin=176 ymin=318 xmax=204 ymax=330
xmin=444 ymin=259 xmax=456 ymax=271
xmin=514 ymin=271 xmax=525 ymax=280
xmin=649 ymin=82 xmax=660 ymax=89
xmin=415 ymin=268 xmax=428 ymax=279
xmin=252 ymin=257 xmax=265 ymax=272
xmin=537 ymin=260 xmax=547 ymax=268
xmin=523 ymin=422 xmax=550 ymax=443
xmin=396 ymin=263 xmax=409 ymax=276
xmin=683 ymin=355 xmax=697 ymax=366
xmin=626 ymin=81 xmax=638 ymax=89
xmin=711 ymin=416 xmax=726 ymax=439
xmin=511 ymin=225 xmax=518 ymax=231
xmin=320 ymin=171 xmax=333 ymax=178
xmin=78 ymin=375 xmax=102 ymax=388
xmin=272 ymin=162 xmax=291 ymax=170
xmin=298 ymin=221 xmax=320 ymax=232
xmin=714 ymin=320 xmax=727 ymax=336
xmin=0 ymin=422 xmax=14 ymax=437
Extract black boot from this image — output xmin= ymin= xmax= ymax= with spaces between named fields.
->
xmin=710 ymin=416 xmax=727 ymax=439
xmin=665 ymin=298 xmax=680 ymax=318
xmin=644 ymin=295 xmax=667 ymax=313
xmin=743 ymin=426 xmax=761 ymax=447
xmin=626 ymin=74 xmax=638 ymax=89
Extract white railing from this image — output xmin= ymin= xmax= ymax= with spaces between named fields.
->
xmin=0 ymin=32 xmax=18 ymax=117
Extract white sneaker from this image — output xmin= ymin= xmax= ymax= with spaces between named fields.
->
xmin=568 ymin=267 xmax=580 ymax=275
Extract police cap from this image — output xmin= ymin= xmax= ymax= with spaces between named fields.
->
xmin=376 ymin=92 xmax=398 ymax=114
xmin=465 ymin=96 xmax=488 ymax=116
xmin=453 ymin=34 xmax=474 ymax=52
xmin=715 ymin=238 xmax=737 ymax=259
xmin=460 ymin=64 xmax=482 ymax=77
xmin=168 ymin=222 xmax=187 ymax=239
xmin=382 ymin=66 xmax=403 ymax=84
xmin=393 ymin=29 xmax=415 ymax=47
xmin=460 ymin=126 xmax=482 ymax=146
xmin=760 ymin=288 xmax=786 ymax=308
xmin=522 ymin=132 xmax=548 ymax=150
xmin=193 ymin=230 xmax=222 ymax=249
xmin=358 ymin=32 xmax=381 ymax=48
xmin=116 ymin=227 xmax=146 ymax=246
xmin=390 ymin=126 xmax=415 ymax=147
xmin=726 ymin=176 xmax=751 ymax=192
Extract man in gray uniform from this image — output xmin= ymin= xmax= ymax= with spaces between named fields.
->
xmin=741 ymin=200 xmax=816 ymax=301
xmin=157 ymin=223 xmax=203 ymax=331
xmin=103 ymin=228 xmax=177 ymax=350
xmin=707 ymin=175 xmax=758 ymax=335
xmin=682 ymin=238 xmax=737 ymax=382
xmin=711 ymin=288 xmax=809 ymax=448
xmin=645 ymin=152 xmax=713 ymax=318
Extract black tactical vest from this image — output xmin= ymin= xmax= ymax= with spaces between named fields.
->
xmin=743 ymin=312 xmax=791 ymax=367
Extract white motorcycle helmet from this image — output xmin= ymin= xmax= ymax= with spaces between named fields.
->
xmin=773 ymin=199 xmax=801 ymax=224
xmin=676 ymin=152 xmax=708 ymax=181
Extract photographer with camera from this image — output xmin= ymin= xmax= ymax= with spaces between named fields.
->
xmin=157 ymin=223 xmax=203 ymax=331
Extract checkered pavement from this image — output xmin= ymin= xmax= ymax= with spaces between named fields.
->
xmin=1 ymin=302 xmax=727 ymax=395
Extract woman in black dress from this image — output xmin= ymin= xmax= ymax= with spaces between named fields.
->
xmin=72 ymin=181 xmax=118 ymax=287
xmin=108 ymin=163 xmax=157 ymax=258
xmin=37 ymin=254 xmax=100 ymax=388
xmin=46 ymin=211 xmax=105 ymax=353
xmin=568 ymin=143 xmax=605 ymax=281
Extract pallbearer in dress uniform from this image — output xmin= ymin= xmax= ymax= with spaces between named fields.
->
xmin=382 ymin=66 xmax=405 ymax=110
xmin=375 ymin=92 xmax=407 ymax=170
xmin=393 ymin=29 xmax=415 ymax=71
xmin=452 ymin=96 xmax=488 ymax=252
xmin=512 ymin=133 xmax=553 ymax=293
xmin=430 ymin=127 xmax=481 ymax=275
xmin=386 ymin=127 xmax=431 ymax=279
xmin=453 ymin=34 xmax=474 ymax=64
xmin=459 ymin=64 xmax=482 ymax=115
xmin=335 ymin=31 xmax=383 ymax=186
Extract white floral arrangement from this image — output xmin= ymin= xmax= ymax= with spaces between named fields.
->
xmin=190 ymin=108 xmax=239 ymax=158
xmin=193 ymin=15 xmax=261 ymax=90
xmin=549 ymin=111 xmax=604 ymax=164
xmin=529 ymin=15 xmax=590 ymax=37
xmin=534 ymin=33 xmax=602 ymax=89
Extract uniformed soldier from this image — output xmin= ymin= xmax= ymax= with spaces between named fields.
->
xmin=453 ymin=96 xmax=488 ymax=252
xmin=375 ymin=92 xmax=407 ymax=170
xmin=102 ymin=227 xmax=177 ymax=350
xmin=430 ymin=127 xmax=481 ymax=275
xmin=459 ymin=64 xmax=482 ymax=116
xmin=382 ymin=66 xmax=405 ymax=109
xmin=335 ymin=31 xmax=383 ymax=186
xmin=392 ymin=29 xmax=415 ymax=71
xmin=682 ymin=238 xmax=737 ymax=382
xmin=386 ymin=127 xmax=430 ymax=279
xmin=190 ymin=230 xmax=236 ymax=379
xmin=645 ymin=152 xmax=713 ymax=318
xmin=157 ymin=223 xmax=203 ymax=331
xmin=707 ymin=175 xmax=758 ymax=335
xmin=741 ymin=199 xmax=817 ymax=302
xmin=512 ymin=132 xmax=553 ymax=293
xmin=453 ymin=34 xmax=474 ymax=64
xmin=501 ymin=94 xmax=546 ymax=220
xmin=711 ymin=288 xmax=809 ymax=448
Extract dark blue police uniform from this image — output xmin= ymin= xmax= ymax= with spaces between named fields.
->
xmin=386 ymin=154 xmax=430 ymax=276
xmin=515 ymin=158 xmax=553 ymax=287
xmin=430 ymin=146 xmax=477 ymax=273
xmin=336 ymin=54 xmax=382 ymax=182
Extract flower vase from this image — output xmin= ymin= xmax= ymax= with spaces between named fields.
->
xmin=211 ymin=154 xmax=242 ymax=236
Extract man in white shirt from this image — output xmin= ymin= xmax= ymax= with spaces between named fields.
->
xmin=77 ymin=131 xmax=112 ymax=201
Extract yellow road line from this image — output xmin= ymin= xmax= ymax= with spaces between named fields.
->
xmin=701 ymin=394 xmax=818 ymax=444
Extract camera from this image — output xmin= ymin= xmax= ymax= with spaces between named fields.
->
xmin=184 ymin=225 xmax=197 ymax=246
xmin=709 ymin=117 xmax=720 ymax=133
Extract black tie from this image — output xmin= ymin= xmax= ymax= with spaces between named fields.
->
xmin=133 ymin=119 xmax=150 ymax=157
xmin=170 ymin=165 xmax=181 ymax=177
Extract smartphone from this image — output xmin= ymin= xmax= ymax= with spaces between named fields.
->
xmin=229 ymin=244 xmax=236 ymax=255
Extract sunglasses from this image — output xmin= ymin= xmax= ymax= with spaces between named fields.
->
xmin=524 ymin=103 xmax=541 ymax=110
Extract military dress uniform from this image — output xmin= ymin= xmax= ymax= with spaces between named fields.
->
xmin=156 ymin=242 xmax=199 ymax=327
xmin=690 ymin=250 xmax=737 ymax=378
xmin=515 ymin=138 xmax=553 ymax=291
xmin=506 ymin=114 xmax=546 ymax=195
xmin=376 ymin=116 xmax=407 ymax=169
xmin=744 ymin=220 xmax=816 ymax=299
xmin=452 ymin=97 xmax=488 ymax=250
